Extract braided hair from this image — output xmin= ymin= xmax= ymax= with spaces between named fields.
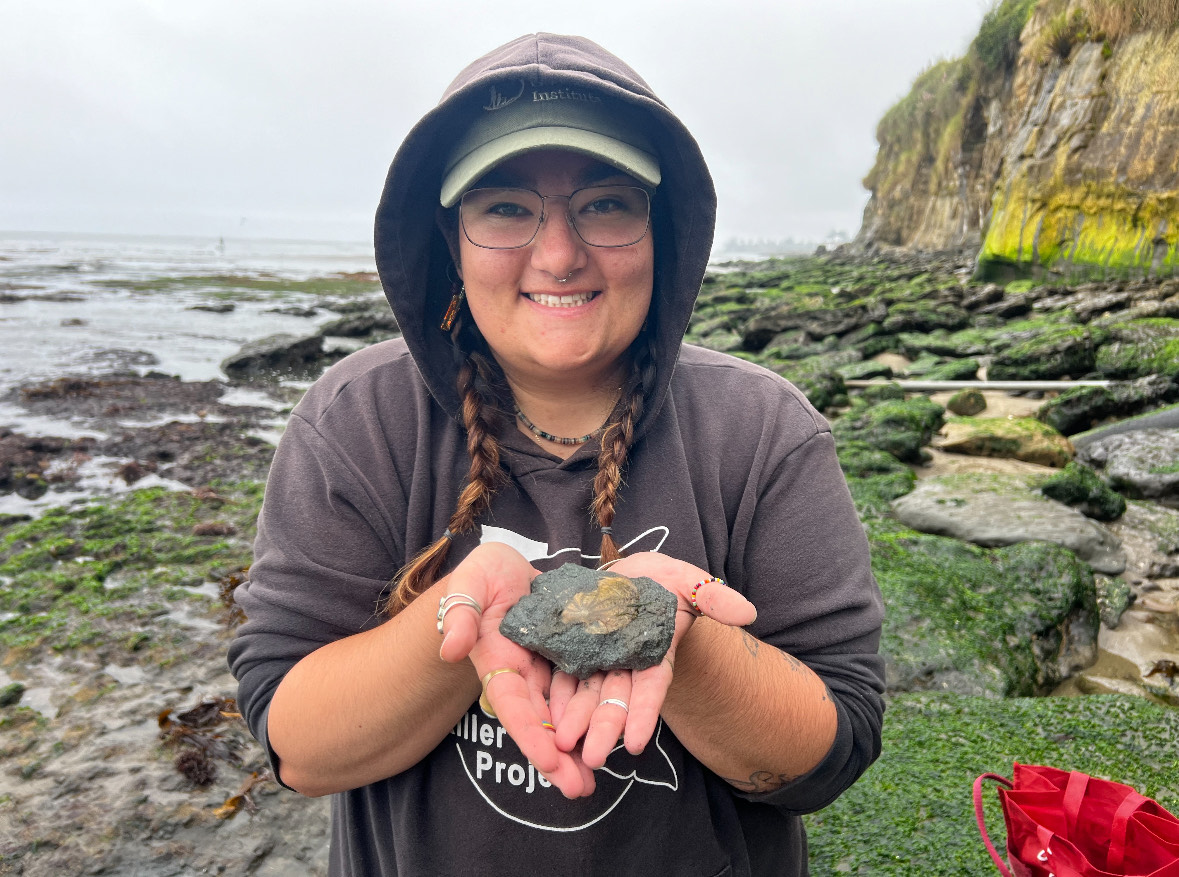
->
xmin=385 ymin=307 xmax=656 ymax=616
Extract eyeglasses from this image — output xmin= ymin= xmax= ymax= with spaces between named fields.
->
xmin=459 ymin=185 xmax=651 ymax=250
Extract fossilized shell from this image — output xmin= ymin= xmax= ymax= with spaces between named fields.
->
xmin=559 ymin=575 xmax=639 ymax=634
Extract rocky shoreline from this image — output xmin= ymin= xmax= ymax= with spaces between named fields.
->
xmin=2 ymin=251 xmax=1177 ymax=874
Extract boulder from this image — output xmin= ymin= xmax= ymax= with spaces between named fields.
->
xmin=890 ymin=473 xmax=1126 ymax=574
xmin=317 ymin=311 xmax=399 ymax=338
xmin=880 ymin=301 xmax=969 ymax=334
xmin=988 ymin=325 xmax=1107 ymax=381
xmin=220 ymin=333 xmax=323 ymax=379
xmin=946 ymin=388 xmax=986 ymax=416
xmin=1094 ymin=319 xmax=1179 ymax=379
xmin=1036 ymin=385 xmax=1116 ymax=435
xmin=836 ymin=440 xmax=916 ymax=519
xmin=933 ymin=416 xmax=1073 ymax=468
xmin=1106 ymin=500 xmax=1179 ymax=580
xmin=1037 ymin=461 xmax=1126 ymax=521
xmin=831 ymin=396 xmax=944 ymax=463
xmin=1077 ymin=428 xmax=1179 ymax=506
xmin=870 ymin=521 xmax=1098 ymax=696
xmin=741 ymin=301 xmax=882 ymax=349
xmin=922 ymin=358 xmax=981 ymax=381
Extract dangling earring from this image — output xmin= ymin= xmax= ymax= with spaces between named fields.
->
xmin=440 ymin=283 xmax=465 ymax=331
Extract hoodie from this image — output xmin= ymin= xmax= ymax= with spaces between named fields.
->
xmin=229 ymin=33 xmax=884 ymax=877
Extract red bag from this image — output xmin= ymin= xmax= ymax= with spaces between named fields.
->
xmin=974 ymin=763 xmax=1179 ymax=877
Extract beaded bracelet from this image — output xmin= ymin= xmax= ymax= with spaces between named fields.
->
xmin=689 ymin=577 xmax=725 ymax=615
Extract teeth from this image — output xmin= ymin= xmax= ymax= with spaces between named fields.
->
xmin=527 ymin=292 xmax=594 ymax=307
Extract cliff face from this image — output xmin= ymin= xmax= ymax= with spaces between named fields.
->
xmin=858 ymin=0 xmax=1179 ymax=279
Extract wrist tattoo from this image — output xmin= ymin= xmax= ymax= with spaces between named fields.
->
xmin=722 ymin=769 xmax=799 ymax=793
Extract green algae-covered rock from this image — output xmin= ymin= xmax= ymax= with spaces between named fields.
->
xmin=946 ymin=388 xmax=986 ymax=416
xmin=832 ymin=397 xmax=945 ymax=463
xmin=880 ymin=300 xmax=970 ymax=334
xmin=923 ymin=357 xmax=981 ymax=381
xmin=835 ymin=440 xmax=917 ymax=520
xmin=837 ymin=359 xmax=894 ymax=381
xmin=1096 ymin=335 xmax=1179 ymax=379
xmin=856 ymin=381 xmax=906 ymax=405
xmin=805 ymin=693 xmax=1179 ymax=876
xmin=935 ymin=415 xmax=1074 ymax=468
xmin=871 ymin=522 xmax=1098 ymax=697
xmin=777 ymin=369 xmax=846 ymax=412
xmin=1037 ymin=385 xmax=1116 ymax=435
xmin=1038 ymin=461 xmax=1126 ymax=521
xmin=988 ymin=324 xmax=1108 ymax=381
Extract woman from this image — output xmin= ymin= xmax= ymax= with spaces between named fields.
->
xmin=230 ymin=32 xmax=885 ymax=876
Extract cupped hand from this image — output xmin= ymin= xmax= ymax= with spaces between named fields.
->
xmin=550 ymin=552 xmax=757 ymax=766
xmin=435 ymin=542 xmax=596 ymax=798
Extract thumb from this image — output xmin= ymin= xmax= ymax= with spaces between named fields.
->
xmin=692 ymin=578 xmax=756 ymax=627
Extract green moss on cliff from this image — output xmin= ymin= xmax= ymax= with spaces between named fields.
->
xmin=982 ymin=175 xmax=1179 ymax=279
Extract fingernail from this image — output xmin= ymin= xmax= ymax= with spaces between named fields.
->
xmin=439 ymin=632 xmax=452 ymax=658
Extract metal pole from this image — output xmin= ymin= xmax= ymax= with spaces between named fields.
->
xmin=844 ymin=379 xmax=1112 ymax=391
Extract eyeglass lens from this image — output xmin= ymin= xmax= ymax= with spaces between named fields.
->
xmin=459 ymin=186 xmax=650 ymax=249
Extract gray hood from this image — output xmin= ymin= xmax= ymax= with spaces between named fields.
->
xmin=374 ymin=33 xmax=716 ymax=432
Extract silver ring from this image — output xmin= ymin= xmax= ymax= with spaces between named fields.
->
xmin=436 ymin=593 xmax=482 ymax=634
xmin=600 ymin=698 xmax=629 ymax=714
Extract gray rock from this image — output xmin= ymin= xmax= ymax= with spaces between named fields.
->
xmin=317 ymin=311 xmax=399 ymax=338
xmin=891 ymin=473 xmax=1127 ymax=574
xmin=1076 ymin=428 xmax=1179 ymax=506
xmin=1094 ymin=575 xmax=1133 ymax=628
xmin=500 ymin=564 xmax=677 ymax=678
xmin=220 ymin=333 xmax=323 ymax=379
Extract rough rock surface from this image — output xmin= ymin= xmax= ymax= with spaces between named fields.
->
xmin=933 ymin=415 xmax=1073 ymax=468
xmin=891 ymin=473 xmax=1126 ymax=574
xmin=220 ymin=333 xmax=324 ymax=379
xmin=500 ymin=565 xmax=676 ymax=678
xmin=871 ymin=526 xmax=1098 ymax=697
xmin=1076 ymin=428 xmax=1179 ymax=506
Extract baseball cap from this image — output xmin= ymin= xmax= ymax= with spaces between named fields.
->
xmin=440 ymin=82 xmax=661 ymax=207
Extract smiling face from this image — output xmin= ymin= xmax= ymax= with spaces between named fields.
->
xmin=455 ymin=150 xmax=654 ymax=391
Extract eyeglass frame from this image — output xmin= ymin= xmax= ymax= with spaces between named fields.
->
xmin=457 ymin=184 xmax=653 ymax=250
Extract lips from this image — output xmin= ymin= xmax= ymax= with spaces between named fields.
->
xmin=525 ymin=291 xmax=598 ymax=308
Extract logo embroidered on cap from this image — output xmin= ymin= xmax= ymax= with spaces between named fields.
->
xmin=531 ymin=87 xmax=603 ymax=104
xmin=484 ymin=80 xmax=525 ymax=111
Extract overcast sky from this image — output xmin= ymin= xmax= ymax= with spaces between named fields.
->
xmin=0 ymin=1 xmax=988 ymax=248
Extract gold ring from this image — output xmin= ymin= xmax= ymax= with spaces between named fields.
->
xmin=478 ymin=667 xmax=520 ymax=719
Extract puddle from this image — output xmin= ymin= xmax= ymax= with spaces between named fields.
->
xmin=217 ymin=386 xmax=287 ymax=411
xmin=0 ymin=456 xmax=192 ymax=520
xmin=102 ymin=663 xmax=149 ymax=686
xmin=163 ymin=605 xmax=222 ymax=633
xmin=0 ymin=401 xmax=108 ymax=439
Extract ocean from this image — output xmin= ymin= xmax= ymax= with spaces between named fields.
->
xmin=0 ymin=231 xmax=378 ymax=402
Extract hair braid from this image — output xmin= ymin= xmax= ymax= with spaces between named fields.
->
xmin=386 ymin=320 xmax=508 ymax=615
xmin=592 ymin=335 xmax=657 ymax=565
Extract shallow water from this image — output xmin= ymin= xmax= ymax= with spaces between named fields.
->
xmin=0 ymin=231 xmax=376 ymax=404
